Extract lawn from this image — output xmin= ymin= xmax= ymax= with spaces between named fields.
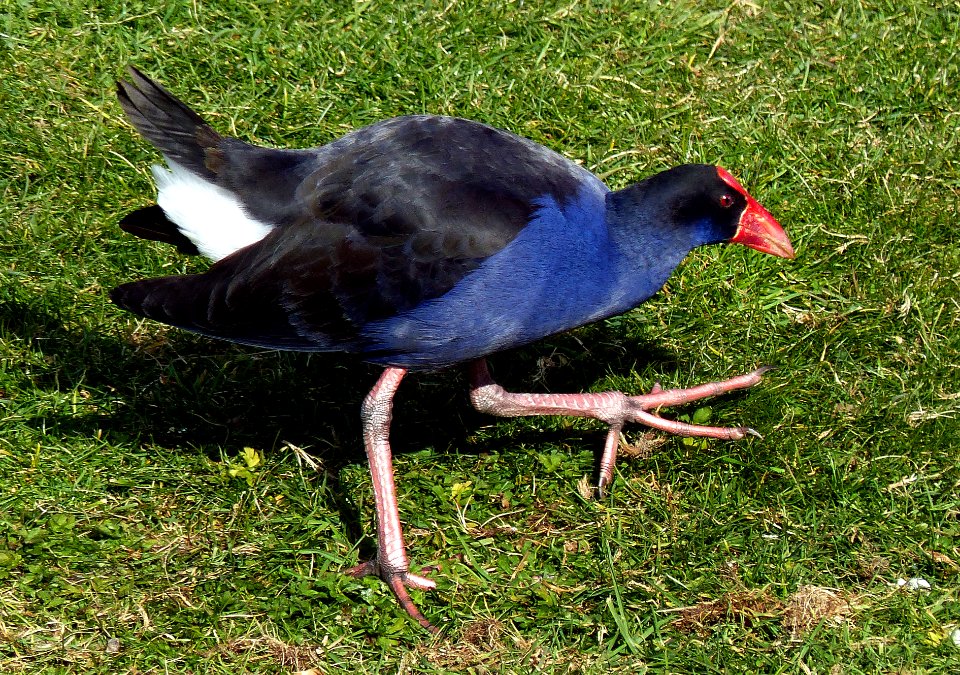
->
xmin=1 ymin=0 xmax=958 ymax=672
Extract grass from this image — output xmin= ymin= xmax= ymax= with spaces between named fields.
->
xmin=1 ymin=0 xmax=958 ymax=671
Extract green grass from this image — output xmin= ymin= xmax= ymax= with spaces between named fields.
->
xmin=2 ymin=0 xmax=959 ymax=671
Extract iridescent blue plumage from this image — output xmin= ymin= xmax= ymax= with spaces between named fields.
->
xmin=362 ymin=182 xmax=691 ymax=367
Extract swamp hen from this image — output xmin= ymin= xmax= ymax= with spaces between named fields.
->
xmin=111 ymin=67 xmax=795 ymax=632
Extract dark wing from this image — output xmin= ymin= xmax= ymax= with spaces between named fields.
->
xmin=282 ymin=115 xmax=607 ymax=323
xmin=115 ymin=70 xmax=608 ymax=354
xmin=111 ymin=221 xmax=363 ymax=351
xmin=111 ymin=207 xmax=506 ymax=352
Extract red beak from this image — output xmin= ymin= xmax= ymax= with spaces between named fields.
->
xmin=717 ymin=167 xmax=796 ymax=259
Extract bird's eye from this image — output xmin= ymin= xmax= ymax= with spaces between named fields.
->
xmin=719 ymin=193 xmax=735 ymax=208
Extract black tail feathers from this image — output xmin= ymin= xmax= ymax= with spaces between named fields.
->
xmin=117 ymin=66 xmax=223 ymax=179
xmin=119 ymin=205 xmax=200 ymax=255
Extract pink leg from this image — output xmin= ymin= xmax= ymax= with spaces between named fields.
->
xmin=469 ymin=360 xmax=770 ymax=494
xmin=344 ymin=367 xmax=439 ymax=634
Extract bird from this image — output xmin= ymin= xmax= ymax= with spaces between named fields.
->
xmin=110 ymin=66 xmax=795 ymax=633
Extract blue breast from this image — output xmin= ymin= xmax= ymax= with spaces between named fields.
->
xmin=361 ymin=183 xmax=681 ymax=369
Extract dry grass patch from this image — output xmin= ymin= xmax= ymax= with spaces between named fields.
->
xmin=414 ymin=620 xmax=628 ymax=673
xmin=212 ymin=635 xmax=326 ymax=671
xmin=415 ymin=619 xmax=510 ymax=672
xmin=672 ymin=585 xmax=857 ymax=638
xmin=782 ymin=585 xmax=855 ymax=639
xmin=618 ymin=431 xmax=667 ymax=460
xmin=672 ymin=589 xmax=782 ymax=634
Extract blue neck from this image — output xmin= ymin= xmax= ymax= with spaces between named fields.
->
xmin=603 ymin=187 xmax=702 ymax=306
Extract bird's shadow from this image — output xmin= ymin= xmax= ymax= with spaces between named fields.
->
xmin=3 ymin=289 xmax=729 ymax=556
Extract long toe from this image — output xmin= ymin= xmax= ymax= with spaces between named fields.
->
xmin=387 ymin=573 xmax=440 ymax=634
xmin=344 ymin=559 xmax=439 ymax=633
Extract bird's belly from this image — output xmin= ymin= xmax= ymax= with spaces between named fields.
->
xmin=362 ymin=249 xmax=649 ymax=370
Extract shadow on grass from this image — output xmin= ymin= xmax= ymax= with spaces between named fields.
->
xmin=4 ymin=286 xmax=758 ymax=556
xmin=3 ymin=289 xmax=688 ymax=454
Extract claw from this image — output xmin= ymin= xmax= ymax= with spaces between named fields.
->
xmin=386 ymin=574 xmax=440 ymax=634
xmin=346 ymin=559 xmax=440 ymax=634
xmin=744 ymin=427 xmax=764 ymax=439
xmin=595 ymin=423 xmax=622 ymax=497
xmin=596 ymin=476 xmax=609 ymax=499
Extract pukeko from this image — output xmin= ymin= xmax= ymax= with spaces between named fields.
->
xmin=111 ymin=67 xmax=794 ymax=633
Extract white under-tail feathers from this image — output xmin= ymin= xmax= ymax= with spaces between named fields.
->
xmin=151 ymin=160 xmax=274 ymax=261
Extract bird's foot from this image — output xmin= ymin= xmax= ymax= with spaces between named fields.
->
xmin=345 ymin=558 xmax=439 ymax=634
xmin=594 ymin=367 xmax=770 ymax=488
xmin=469 ymin=360 xmax=773 ymax=496
xmin=620 ymin=367 xmax=770 ymax=439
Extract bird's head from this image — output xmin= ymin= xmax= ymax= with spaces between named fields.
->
xmin=614 ymin=164 xmax=795 ymax=260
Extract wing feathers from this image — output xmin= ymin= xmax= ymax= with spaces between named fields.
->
xmin=113 ymin=71 xmax=612 ymax=367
